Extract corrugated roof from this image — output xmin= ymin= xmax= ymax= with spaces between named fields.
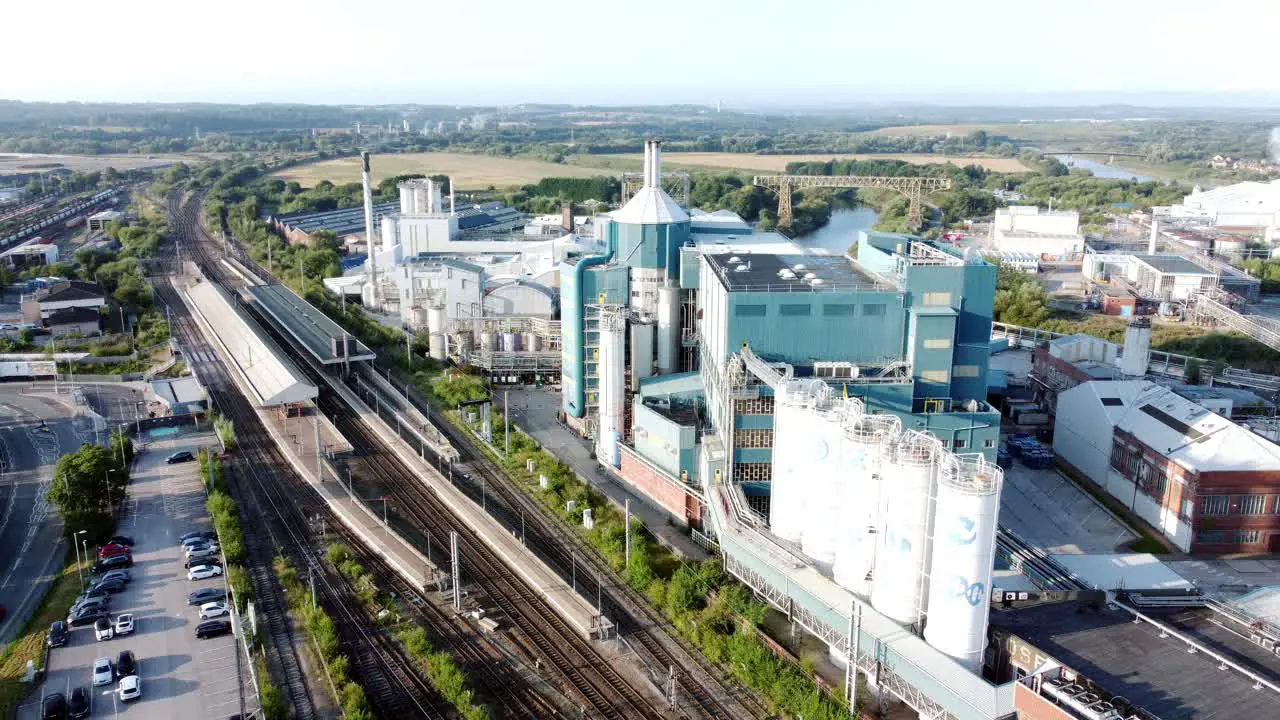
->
xmin=1132 ymin=254 xmax=1214 ymax=276
xmin=247 ymin=284 xmax=376 ymax=365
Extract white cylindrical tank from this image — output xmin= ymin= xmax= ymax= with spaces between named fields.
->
xmin=596 ymin=313 xmax=626 ymax=468
xmin=427 ymin=305 xmax=446 ymax=336
xmin=1119 ymin=317 xmax=1151 ymax=377
xmin=656 ymin=284 xmax=680 ymax=375
xmin=871 ymin=431 xmax=940 ymax=627
xmin=399 ymin=185 xmax=414 ymax=214
xmin=769 ymin=379 xmax=831 ymax=543
xmin=480 ymin=331 xmax=496 ymax=352
xmin=428 ymin=333 xmax=446 ymax=361
xmin=380 ymin=215 xmax=397 ymax=253
xmin=832 ymin=413 xmax=901 ymax=596
xmin=502 ymin=332 xmax=517 ymax=352
xmin=410 ymin=307 xmax=429 ymax=329
xmin=800 ymin=398 xmax=862 ymax=567
xmin=528 ymin=334 xmax=543 ymax=352
xmin=924 ymin=455 xmax=1002 ymax=672
xmin=630 ymin=322 xmax=655 ymax=390
xmin=456 ymin=330 xmax=474 ymax=352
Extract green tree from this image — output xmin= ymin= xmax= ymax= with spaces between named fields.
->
xmin=47 ymin=443 xmax=129 ymax=539
xmin=114 ymin=273 xmax=153 ymax=311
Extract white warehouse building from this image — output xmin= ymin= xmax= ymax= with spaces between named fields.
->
xmin=990 ymin=206 xmax=1085 ymax=258
xmin=1170 ymin=179 xmax=1280 ymax=230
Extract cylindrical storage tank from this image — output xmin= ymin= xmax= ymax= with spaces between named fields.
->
xmin=870 ymin=431 xmax=940 ymax=627
xmin=800 ymin=398 xmax=861 ymax=568
xmin=528 ymin=334 xmax=543 ymax=352
xmin=456 ymin=330 xmax=474 ymax=352
xmin=924 ymin=455 xmax=1002 ymax=672
xmin=522 ymin=333 xmax=535 ymax=353
xmin=427 ymin=305 xmax=446 ymax=335
xmin=502 ymin=332 xmax=516 ymax=352
xmin=832 ymin=413 xmax=901 ymax=596
xmin=380 ymin=215 xmax=397 ymax=252
xmin=428 ymin=333 xmax=446 ymax=360
xmin=768 ymin=380 xmax=828 ymax=543
xmin=410 ymin=307 xmax=429 ymax=330
xmin=480 ymin=331 xmax=496 ymax=352
xmin=399 ymin=185 xmax=414 ymax=214
xmin=656 ymin=284 xmax=680 ymax=375
xmin=512 ymin=333 xmax=523 ymax=352
xmin=629 ymin=322 xmax=655 ymax=390
xmin=596 ymin=313 xmax=626 ymax=468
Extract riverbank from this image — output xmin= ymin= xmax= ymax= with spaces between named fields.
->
xmin=794 ymin=207 xmax=879 ymax=254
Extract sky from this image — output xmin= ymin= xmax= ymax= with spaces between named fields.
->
xmin=6 ymin=0 xmax=1279 ymax=107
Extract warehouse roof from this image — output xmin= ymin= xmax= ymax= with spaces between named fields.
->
xmin=1066 ymin=380 xmax=1280 ymax=473
xmin=705 ymin=253 xmax=890 ymax=293
xmin=47 ymin=306 xmax=101 ymax=325
xmin=247 ymin=284 xmax=375 ymax=365
xmin=275 ymin=202 xmax=398 ymax=234
xmin=150 ymin=377 xmax=206 ymax=407
xmin=1132 ymin=254 xmax=1214 ymax=276
xmin=184 ymin=279 xmax=316 ymax=406
xmin=34 ymin=280 xmax=104 ymax=303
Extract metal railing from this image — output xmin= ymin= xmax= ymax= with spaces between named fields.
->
xmin=1191 ymin=288 xmax=1280 ymax=354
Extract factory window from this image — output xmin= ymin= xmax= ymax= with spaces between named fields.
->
xmin=1200 ymin=495 xmax=1229 ymax=517
xmin=735 ymin=397 xmax=774 ymax=415
xmin=823 ymin=304 xmax=855 ymax=317
xmin=940 ymin=440 xmax=951 ymax=448
xmin=1237 ymin=494 xmax=1268 ymax=515
xmin=954 ymin=438 xmax=968 ymax=449
xmin=922 ymin=292 xmax=953 ymax=306
xmin=985 ymin=438 xmax=996 ymax=448
xmin=734 ymin=428 xmax=774 ymax=448
xmin=779 ymin=304 xmax=811 ymax=317
xmin=1194 ymin=531 xmax=1225 ymax=544
xmin=735 ymin=304 xmax=767 ymax=317
xmin=923 ymin=338 xmax=952 ymax=350
xmin=1233 ymin=530 xmax=1262 ymax=545
xmin=920 ymin=370 xmax=949 ymax=384
xmin=732 ymin=463 xmax=772 ymax=482
xmin=953 ymin=365 xmax=981 ymax=378
xmin=862 ymin=304 xmax=886 ymax=317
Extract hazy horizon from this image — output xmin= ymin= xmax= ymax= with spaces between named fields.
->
xmin=8 ymin=0 xmax=1276 ymax=108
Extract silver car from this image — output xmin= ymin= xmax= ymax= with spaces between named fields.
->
xmin=91 ymin=657 xmax=113 ymax=686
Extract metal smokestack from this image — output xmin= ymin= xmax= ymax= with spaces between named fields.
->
xmin=448 ymin=176 xmax=456 ymax=215
xmin=361 ymin=151 xmax=378 ymax=306
xmin=652 ymin=140 xmax=662 ymax=189
xmin=1148 ymin=218 xmax=1159 ymax=255
xmin=642 ymin=141 xmax=653 ymax=188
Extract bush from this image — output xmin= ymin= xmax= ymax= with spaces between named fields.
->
xmin=257 ymin=655 xmax=288 ymax=720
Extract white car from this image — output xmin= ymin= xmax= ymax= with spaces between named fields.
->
xmin=92 ymin=657 xmax=114 ymax=686
xmin=184 ymin=543 xmax=218 ymax=558
xmin=93 ymin=617 xmax=114 ymax=642
xmin=199 ymin=601 xmax=229 ymax=620
xmin=114 ymin=613 xmax=134 ymax=636
xmin=117 ymin=674 xmax=141 ymax=702
xmin=187 ymin=565 xmax=224 ymax=581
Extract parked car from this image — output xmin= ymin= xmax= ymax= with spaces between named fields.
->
xmin=186 ymin=547 xmax=218 ymax=564
xmin=115 ymin=650 xmax=136 ymax=678
xmin=72 ymin=597 xmax=109 ymax=616
xmin=47 ymin=620 xmax=68 ymax=648
xmin=41 ymin=692 xmax=65 ymax=720
xmin=114 ymin=613 xmax=134 ymax=636
xmin=67 ymin=687 xmax=89 ymax=719
xmin=77 ymin=586 xmax=111 ymax=602
xmin=184 ymin=541 xmax=218 ymax=556
xmin=185 ymin=555 xmax=223 ymax=570
xmin=93 ymin=617 xmax=114 ymax=642
xmin=167 ymin=451 xmax=195 ymax=464
xmin=195 ymin=619 xmax=232 ymax=639
xmin=188 ymin=588 xmax=225 ymax=606
xmin=91 ymin=657 xmax=114 ymax=686
xmin=117 ymin=674 xmax=141 ymax=702
xmin=68 ymin=608 xmax=108 ymax=627
xmin=188 ymin=565 xmax=223 ymax=581
xmin=95 ymin=569 xmax=131 ymax=584
xmin=89 ymin=578 xmax=125 ymax=595
xmin=97 ymin=544 xmax=129 ymax=559
xmin=199 ymin=601 xmax=229 ymax=620
xmin=179 ymin=530 xmax=215 ymax=544
xmin=92 ymin=554 xmax=132 ymax=573
xmin=106 ymin=535 xmax=134 ymax=547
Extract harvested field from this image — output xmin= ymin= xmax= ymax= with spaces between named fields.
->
xmin=0 ymin=152 xmax=199 ymax=177
xmin=273 ymin=152 xmax=608 ymax=189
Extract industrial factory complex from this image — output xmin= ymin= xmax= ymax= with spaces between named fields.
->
xmin=307 ymin=146 xmax=1280 ymax=720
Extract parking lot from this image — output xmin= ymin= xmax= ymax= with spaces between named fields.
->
xmin=999 ymin=462 xmax=1139 ymax=554
xmin=19 ymin=432 xmax=245 ymax=719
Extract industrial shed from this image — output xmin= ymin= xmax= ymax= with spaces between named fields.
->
xmin=482 ymin=278 xmax=556 ymax=317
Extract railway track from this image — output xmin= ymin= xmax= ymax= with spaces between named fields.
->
xmin=162 ymin=193 xmax=449 ymax=719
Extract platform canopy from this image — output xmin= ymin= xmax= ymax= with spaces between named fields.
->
xmin=247 ymin=284 xmax=376 ymax=365
xmin=185 ymin=280 xmax=317 ymax=407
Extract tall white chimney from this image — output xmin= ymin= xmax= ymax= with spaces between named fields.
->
xmin=652 ymin=140 xmax=662 ymax=188
xmin=1148 ymin=219 xmax=1159 ymax=254
xmin=448 ymin=176 xmax=456 ymax=215
xmin=642 ymin=141 xmax=653 ymax=189
xmin=361 ymin=151 xmax=378 ymax=306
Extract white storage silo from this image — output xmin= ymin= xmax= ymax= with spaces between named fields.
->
xmin=871 ymin=431 xmax=940 ymax=627
xmin=428 ymin=333 xmax=446 ymax=360
xmin=427 ymin=305 xmax=446 ymax=336
xmin=656 ymin=284 xmax=680 ymax=375
xmin=480 ymin=331 xmax=497 ymax=352
xmin=502 ymin=332 xmax=517 ymax=352
xmin=832 ymin=413 xmax=901 ymax=596
xmin=800 ymin=398 xmax=862 ymax=567
xmin=630 ymin=322 xmax=655 ymax=390
xmin=380 ymin=215 xmax=397 ymax=253
xmin=768 ymin=381 xmax=811 ymax=542
xmin=924 ymin=455 xmax=1002 ymax=672
xmin=596 ymin=312 xmax=626 ymax=468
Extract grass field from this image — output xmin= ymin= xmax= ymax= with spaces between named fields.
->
xmin=0 ymin=551 xmax=76 ymax=718
xmin=0 ymin=153 xmax=202 ymax=176
xmin=273 ymin=152 xmax=609 ymax=189
xmin=574 ymin=151 xmax=1030 ymax=174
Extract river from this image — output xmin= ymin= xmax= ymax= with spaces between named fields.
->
xmin=1052 ymin=154 xmax=1153 ymax=182
xmin=794 ymin=207 xmax=879 ymax=253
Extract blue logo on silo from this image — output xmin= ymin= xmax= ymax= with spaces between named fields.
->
xmin=948 ymin=516 xmax=978 ymax=546
xmin=952 ymin=576 xmax=986 ymax=607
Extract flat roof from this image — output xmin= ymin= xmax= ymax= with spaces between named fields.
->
xmin=1133 ymin=254 xmax=1215 ymax=276
xmin=247 ymin=284 xmax=376 ymax=365
xmin=992 ymin=603 xmax=1280 ymax=720
xmin=184 ymin=280 xmax=317 ymax=407
xmin=705 ymin=253 xmax=891 ymax=293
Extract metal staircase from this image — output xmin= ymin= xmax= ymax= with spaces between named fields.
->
xmin=1190 ymin=288 xmax=1280 ymax=354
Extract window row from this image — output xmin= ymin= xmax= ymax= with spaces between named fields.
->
xmin=1199 ymin=494 xmax=1277 ymax=517
xmin=734 ymin=428 xmax=774 ymax=449
xmin=732 ymin=463 xmax=772 ymax=482
xmin=734 ymin=303 xmax=886 ymax=318
xmin=1194 ymin=530 xmax=1263 ymax=545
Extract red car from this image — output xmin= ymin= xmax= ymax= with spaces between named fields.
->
xmin=98 ymin=544 xmax=130 ymax=559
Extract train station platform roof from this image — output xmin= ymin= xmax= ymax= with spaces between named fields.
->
xmin=184 ymin=279 xmax=317 ymax=407
xmin=246 ymin=284 xmax=376 ymax=365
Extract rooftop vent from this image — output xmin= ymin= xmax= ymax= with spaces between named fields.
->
xmin=779 ymin=269 xmax=796 ymax=279
xmin=793 ymin=263 xmax=806 ymax=271
xmin=804 ymin=272 xmax=816 ymax=280
xmin=810 ymin=278 xmax=825 ymax=286
xmin=729 ymin=256 xmax=741 ymax=264
xmin=734 ymin=264 xmax=749 ymax=272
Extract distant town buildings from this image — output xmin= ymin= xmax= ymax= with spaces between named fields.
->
xmin=1208 ymin=154 xmax=1280 ymax=174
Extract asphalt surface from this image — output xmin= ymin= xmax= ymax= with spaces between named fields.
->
xmin=0 ymin=388 xmax=83 ymax=645
xmin=18 ymin=432 xmax=246 ymax=720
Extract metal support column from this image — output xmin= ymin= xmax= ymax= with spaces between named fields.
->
xmin=450 ymin=531 xmax=461 ymax=612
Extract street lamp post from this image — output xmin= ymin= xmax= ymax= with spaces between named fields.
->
xmin=104 ymin=468 xmax=121 ymax=515
xmin=74 ymin=530 xmax=88 ymax=587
